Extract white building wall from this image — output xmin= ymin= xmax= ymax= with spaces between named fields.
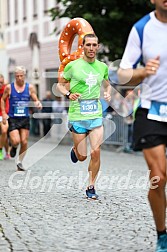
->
xmin=2 ymin=0 xmax=67 ymax=99
xmin=0 ymin=0 xmax=8 ymax=80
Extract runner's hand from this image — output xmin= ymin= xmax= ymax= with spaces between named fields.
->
xmin=35 ymin=101 xmax=42 ymax=110
xmin=104 ymin=92 xmax=111 ymax=102
xmin=69 ymin=93 xmax=81 ymax=101
xmin=2 ymin=114 xmax=8 ymax=125
xmin=144 ymin=56 xmax=160 ymax=77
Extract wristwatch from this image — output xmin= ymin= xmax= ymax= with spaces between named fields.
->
xmin=65 ymin=91 xmax=71 ymax=99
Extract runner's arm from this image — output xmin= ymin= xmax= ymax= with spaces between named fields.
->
xmin=118 ymin=56 xmax=160 ymax=86
xmin=1 ymin=85 xmax=10 ymax=124
xmin=29 ymin=84 xmax=42 ymax=109
xmin=56 ymin=78 xmax=81 ymax=100
xmin=56 ymin=77 xmax=70 ymax=96
xmin=103 ymin=79 xmax=111 ymax=102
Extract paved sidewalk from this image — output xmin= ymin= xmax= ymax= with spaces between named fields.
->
xmin=0 ymin=140 xmax=157 ymax=252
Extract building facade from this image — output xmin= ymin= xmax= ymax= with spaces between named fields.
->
xmin=0 ymin=0 xmax=69 ymax=99
xmin=0 ymin=0 xmax=8 ymax=79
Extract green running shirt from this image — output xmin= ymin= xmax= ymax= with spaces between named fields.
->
xmin=63 ymin=58 xmax=109 ymax=121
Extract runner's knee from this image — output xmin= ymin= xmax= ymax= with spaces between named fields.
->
xmin=150 ymin=172 xmax=166 ymax=189
xmin=90 ymin=148 xmax=100 ymax=160
xmin=77 ymin=154 xmax=87 ymax=162
xmin=20 ymin=139 xmax=28 ymax=146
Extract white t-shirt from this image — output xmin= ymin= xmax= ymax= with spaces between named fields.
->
xmin=120 ymin=11 xmax=167 ymax=108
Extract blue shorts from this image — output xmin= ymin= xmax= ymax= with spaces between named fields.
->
xmin=69 ymin=118 xmax=103 ymax=134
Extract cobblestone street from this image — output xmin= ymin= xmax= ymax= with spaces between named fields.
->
xmin=0 ymin=139 xmax=157 ymax=252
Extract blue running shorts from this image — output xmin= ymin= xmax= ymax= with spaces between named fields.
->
xmin=69 ymin=118 xmax=103 ymax=134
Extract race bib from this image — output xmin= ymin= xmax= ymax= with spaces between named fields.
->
xmin=80 ymin=99 xmax=98 ymax=115
xmin=14 ymin=107 xmax=26 ymax=117
xmin=147 ymin=101 xmax=167 ymax=122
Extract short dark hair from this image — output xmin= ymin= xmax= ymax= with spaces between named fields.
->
xmin=83 ymin=33 xmax=98 ymax=45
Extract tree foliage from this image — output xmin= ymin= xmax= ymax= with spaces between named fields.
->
xmin=49 ymin=0 xmax=153 ymax=61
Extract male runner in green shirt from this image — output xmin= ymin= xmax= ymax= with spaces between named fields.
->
xmin=57 ymin=33 xmax=111 ymax=199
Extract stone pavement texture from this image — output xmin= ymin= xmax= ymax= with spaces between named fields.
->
xmin=0 ymin=139 xmax=157 ymax=252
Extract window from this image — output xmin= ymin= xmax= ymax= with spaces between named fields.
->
xmin=15 ymin=30 xmax=19 ymax=43
xmin=9 ymin=72 xmax=15 ymax=83
xmin=23 ymin=0 xmax=27 ymax=21
xmin=33 ymin=0 xmax=38 ymax=18
xmin=43 ymin=0 xmax=48 ymax=14
xmin=14 ymin=0 xmax=18 ymax=24
xmin=7 ymin=0 xmax=10 ymax=26
xmin=32 ymin=25 xmax=38 ymax=35
xmin=44 ymin=22 xmax=49 ymax=37
xmin=23 ymin=27 xmax=28 ymax=40
xmin=7 ymin=32 xmax=11 ymax=44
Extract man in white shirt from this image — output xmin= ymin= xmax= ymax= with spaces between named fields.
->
xmin=118 ymin=1 xmax=167 ymax=251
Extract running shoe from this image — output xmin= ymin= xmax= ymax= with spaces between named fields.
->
xmin=86 ymin=185 xmax=99 ymax=200
xmin=4 ymin=153 xmax=10 ymax=160
xmin=17 ymin=162 xmax=25 ymax=171
xmin=0 ymin=149 xmax=3 ymax=160
xmin=156 ymin=234 xmax=167 ymax=252
xmin=10 ymin=147 xmax=17 ymax=158
xmin=70 ymin=147 xmax=78 ymax=163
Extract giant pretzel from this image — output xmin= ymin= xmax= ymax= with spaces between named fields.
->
xmin=58 ymin=17 xmax=94 ymax=80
